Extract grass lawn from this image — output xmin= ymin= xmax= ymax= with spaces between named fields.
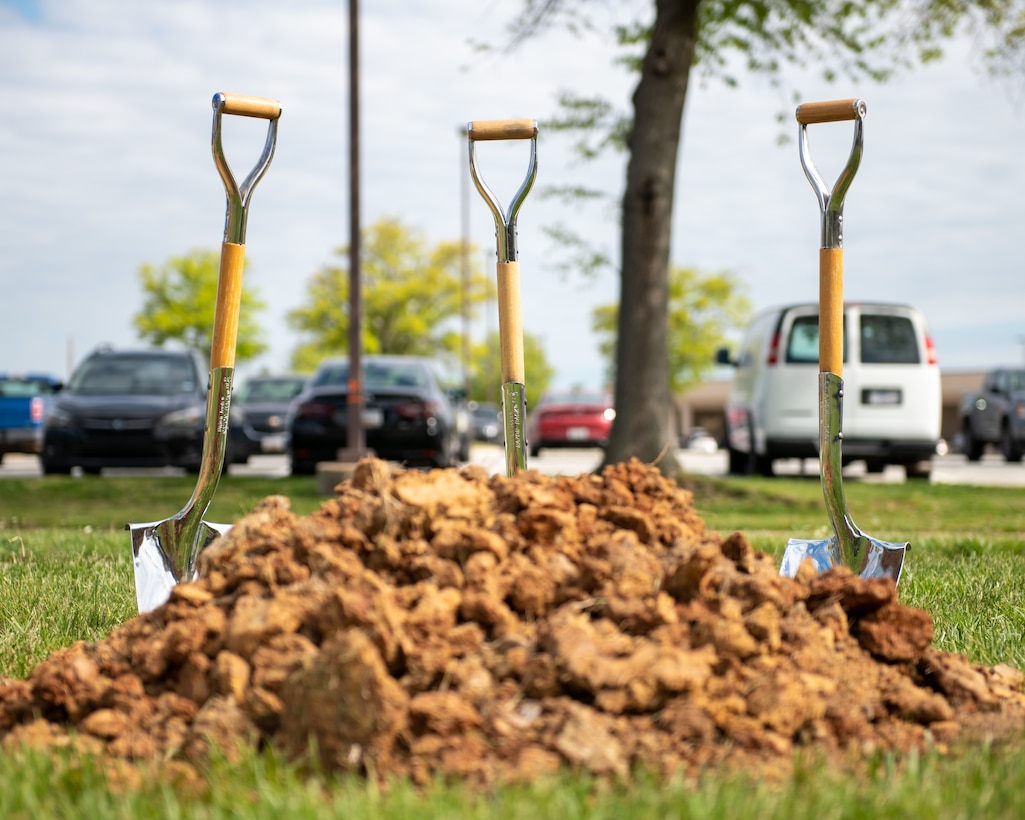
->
xmin=1 ymin=470 xmax=1023 ymax=817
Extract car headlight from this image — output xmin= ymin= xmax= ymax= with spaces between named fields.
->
xmin=159 ymin=405 xmax=204 ymax=429
xmin=45 ymin=407 xmax=74 ymax=428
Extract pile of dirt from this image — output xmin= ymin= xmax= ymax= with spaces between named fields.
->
xmin=2 ymin=457 xmax=1024 ymax=788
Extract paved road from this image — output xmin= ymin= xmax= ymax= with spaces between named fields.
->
xmin=4 ymin=448 xmax=1025 ymax=486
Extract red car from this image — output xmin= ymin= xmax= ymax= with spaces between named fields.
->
xmin=527 ymin=391 xmax=616 ymax=456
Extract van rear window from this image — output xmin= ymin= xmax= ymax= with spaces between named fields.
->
xmin=785 ymin=316 xmax=847 ymax=364
xmin=785 ymin=313 xmax=920 ymax=365
xmin=860 ymin=315 xmax=920 ymax=364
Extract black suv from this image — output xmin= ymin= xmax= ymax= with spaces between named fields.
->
xmin=41 ymin=347 xmax=208 ymax=475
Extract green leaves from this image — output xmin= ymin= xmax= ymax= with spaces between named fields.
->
xmin=285 ymin=218 xmax=497 ymax=377
xmin=592 ymin=265 xmax=751 ymax=394
xmin=132 ymin=249 xmax=268 ymax=363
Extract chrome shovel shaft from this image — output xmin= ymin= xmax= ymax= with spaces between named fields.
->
xmin=780 ymin=97 xmax=907 ymax=584
xmin=130 ymin=92 xmax=281 ymax=613
xmin=468 ymin=119 xmax=537 ymax=477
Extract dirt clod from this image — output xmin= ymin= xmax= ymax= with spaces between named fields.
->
xmin=2 ymin=457 xmax=1024 ymax=788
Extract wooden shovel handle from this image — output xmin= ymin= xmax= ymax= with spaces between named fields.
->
xmin=795 ymin=99 xmax=863 ymax=125
xmin=496 ymin=261 xmax=525 ymax=383
xmin=216 ymin=92 xmax=282 ymax=120
xmin=211 ymin=242 xmax=245 ymax=369
xmin=468 ymin=119 xmax=537 ymax=141
xmin=819 ymin=248 xmax=843 ymax=376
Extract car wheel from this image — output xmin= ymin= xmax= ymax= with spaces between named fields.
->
xmin=754 ymin=454 xmax=775 ymax=477
xmin=82 ymin=466 xmax=103 ymax=476
xmin=41 ymin=458 xmax=72 ymax=475
xmin=963 ymin=423 xmax=984 ymax=461
xmin=290 ymin=457 xmax=316 ymax=476
xmin=903 ymin=460 xmax=932 ymax=480
xmin=727 ymin=446 xmax=752 ymax=476
xmin=865 ymin=459 xmax=886 ymax=474
xmin=1000 ymin=422 xmax=1023 ymax=462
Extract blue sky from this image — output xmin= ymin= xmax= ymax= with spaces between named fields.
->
xmin=1 ymin=0 xmax=39 ymax=21
xmin=1 ymin=1 xmax=1023 ymax=390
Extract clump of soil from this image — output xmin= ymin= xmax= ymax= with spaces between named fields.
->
xmin=2 ymin=458 xmax=1024 ymax=788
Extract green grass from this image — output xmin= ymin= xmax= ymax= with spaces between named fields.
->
xmin=0 ymin=474 xmax=326 ymax=530
xmin=1 ymin=471 xmax=1024 ymax=817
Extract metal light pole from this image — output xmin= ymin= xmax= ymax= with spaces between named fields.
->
xmin=459 ymin=126 xmax=471 ymax=401
xmin=341 ymin=0 xmax=367 ymax=462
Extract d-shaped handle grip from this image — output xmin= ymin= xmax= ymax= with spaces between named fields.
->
xmin=795 ymin=98 xmax=866 ymax=125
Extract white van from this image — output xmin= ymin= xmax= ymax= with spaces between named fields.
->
xmin=716 ymin=302 xmax=942 ymax=478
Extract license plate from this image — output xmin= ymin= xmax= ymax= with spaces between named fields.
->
xmin=862 ymin=388 xmax=902 ymax=406
xmin=260 ymin=433 xmax=286 ymax=453
xmin=567 ymin=426 xmax=589 ymax=440
xmin=362 ymin=408 xmax=384 ymax=429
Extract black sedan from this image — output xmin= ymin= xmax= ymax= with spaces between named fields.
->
xmin=469 ymin=400 xmax=503 ymax=444
xmin=287 ymin=355 xmax=460 ymax=475
xmin=41 ymin=347 xmax=208 ymax=475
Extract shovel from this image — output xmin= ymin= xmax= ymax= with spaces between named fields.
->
xmin=778 ymin=98 xmax=908 ymax=584
xmin=129 ymin=92 xmax=281 ymax=612
xmin=467 ymin=119 xmax=538 ymax=476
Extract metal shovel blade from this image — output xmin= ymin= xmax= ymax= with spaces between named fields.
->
xmin=130 ymin=519 xmax=232 ymax=612
xmin=781 ymin=532 xmax=907 ymax=582
xmin=780 ymin=372 xmax=908 ymax=584
xmin=128 ymin=366 xmax=235 ymax=612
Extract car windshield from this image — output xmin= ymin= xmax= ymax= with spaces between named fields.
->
xmin=1009 ymin=371 xmax=1025 ymax=392
xmin=0 ymin=377 xmax=57 ymax=398
xmin=472 ymin=404 xmax=498 ymax=421
xmin=237 ymin=378 xmax=305 ymax=403
xmin=312 ymin=361 xmax=428 ymax=390
xmin=68 ymin=354 xmax=198 ymax=397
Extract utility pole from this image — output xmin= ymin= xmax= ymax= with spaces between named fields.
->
xmin=339 ymin=0 xmax=369 ymax=464
xmin=460 ymin=126 xmax=471 ymax=402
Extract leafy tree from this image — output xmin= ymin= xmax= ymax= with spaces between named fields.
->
xmin=133 ymin=249 xmax=267 ymax=364
xmin=498 ymin=0 xmax=1024 ymax=479
xmin=470 ymin=329 xmax=555 ymax=410
xmin=287 ymin=217 xmax=496 ymax=372
xmin=592 ymin=265 xmax=750 ymax=393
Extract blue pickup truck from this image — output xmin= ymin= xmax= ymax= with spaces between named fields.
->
xmin=0 ymin=373 xmax=63 ymax=462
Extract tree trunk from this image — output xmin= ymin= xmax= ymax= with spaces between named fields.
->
xmin=602 ymin=0 xmax=699 ymax=479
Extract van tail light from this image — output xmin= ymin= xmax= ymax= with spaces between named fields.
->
xmin=766 ymin=333 xmax=780 ymax=366
xmin=925 ymin=333 xmax=938 ymax=365
xmin=30 ymin=396 xmax=43 ymax=423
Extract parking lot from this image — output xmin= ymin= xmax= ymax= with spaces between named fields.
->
xmin=3 ymin=448 xmax=1025 ymax=486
